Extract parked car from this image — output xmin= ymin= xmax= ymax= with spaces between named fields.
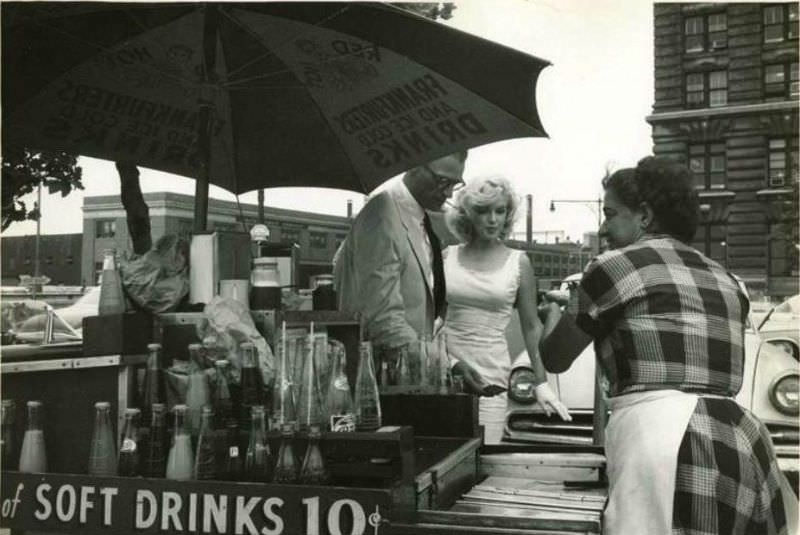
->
xmin=0 ymin=300 xmax=82 ymax=356
xmin=758 ymin=294 xmax=800 ymax=362
xmin=504 ymin=274 xmax=800 ymax=478
xmin=53 ymin=286 xmax=101 ymax=330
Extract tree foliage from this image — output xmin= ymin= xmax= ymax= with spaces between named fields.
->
xmin=391 ymin=2 xmax=456 ymax=20
xmin=1 ymin=147 xmax=83 ymax=231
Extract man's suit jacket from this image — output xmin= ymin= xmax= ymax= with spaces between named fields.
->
xmin=333 ymin=187 xmax=435 ymax=349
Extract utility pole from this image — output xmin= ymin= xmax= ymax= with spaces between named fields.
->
xmin=525 ymin=194 xmax=533 ymax=244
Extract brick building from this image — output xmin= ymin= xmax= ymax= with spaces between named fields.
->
xmin=82 ymin=192 xmax=352 ymax=287
xmin=1 ymin=234 xmax=83 ymax=286
xmin=648 ymin=2 xmax=798 ymax=298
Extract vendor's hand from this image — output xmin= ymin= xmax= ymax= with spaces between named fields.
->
xmin=534 ymin=382 xmax=572 ymax=421
xmin=537 ymin=300 xmax=562 ymax=322
xmin=451 ymin=360 xmax=487 ymax=395
xmin=544 ymin=290 xmax=570 ymax=307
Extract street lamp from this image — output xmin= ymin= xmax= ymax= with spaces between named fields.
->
xmin=549 ymin=197 xmax=603 ymax=253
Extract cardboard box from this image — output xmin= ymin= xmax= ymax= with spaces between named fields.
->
xmin=82 ymin=312 xmax=154 ymax=357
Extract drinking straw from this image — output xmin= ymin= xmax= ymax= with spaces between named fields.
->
xmin=281 ymin=320 xmax=287 ymax=424
xmin=307 ymin=322 xmax=315 ymax=426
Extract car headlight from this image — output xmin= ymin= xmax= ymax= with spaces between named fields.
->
xmin=767 ymin=340 xmax=799 ymax=360
xmin=508 ymin=367 xmax=538 ymax=405
xmin=769 ymin=372 xmax=800 ymax=416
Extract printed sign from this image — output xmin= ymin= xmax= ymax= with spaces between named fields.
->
xmin=1 ymin=471 xmax=402 ymax=535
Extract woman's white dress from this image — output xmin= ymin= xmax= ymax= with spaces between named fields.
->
xmin=444 ymin=245 xmax=522 ymax=444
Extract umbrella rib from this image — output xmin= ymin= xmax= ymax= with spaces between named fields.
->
xmin=219 ymin=4 xmax=353 ymax=83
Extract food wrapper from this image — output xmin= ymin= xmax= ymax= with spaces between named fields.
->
xmin=199 ymin=296 xmax=275 ymax=386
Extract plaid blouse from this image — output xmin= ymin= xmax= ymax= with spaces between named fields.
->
xmin=576 ymin=235 xmax=748 ymax=397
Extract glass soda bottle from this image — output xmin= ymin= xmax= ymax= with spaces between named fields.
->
xmin=194 ymin=407 xmax=216 ymax=480
xmin=98 ymin=249 xmax=126 ymax=315
xmin=213 ymin=360 xmax=234 ymax=430
xmin=19 ymin=400 xmax=47 ymax=473
xmin=273 ymin=423 xmax=298 ymax=484
xmin=354 ymin=342 xmax=382 ymax=431
xmin=166 ymin=404 xmax=194 ymax=480
xmin=325 ymin=343 xmax=355 ymax=432
xmin=223 ymin=420 xmax=243 ymax=481
xmin=118 ymin=408 xmax=141 ymax=477
xmin=272 ymin=332 xmax=297 ymax=428
xmin=141 ymin=343 xmax=166 ymax=426
xmin=143 ymin=403 xmax=168 ymax=478
xmin=297 ymin=334 xmax=326 ymax=431
xmin=418 ymin=336 xmax=430 ymax=386
xmin=186 ymin=343 xmax=210 ymax=438
xmin=396 ymin=345 xmax=412 ymax=386
xmin=239 ymin=342 xmax=263 ymax=431
xmin=88 ymin=401 xmax=117 ymax=476
xmin=299 ymin=424 xmax=330 ymax=485
xmin=2 ymin=400 xmax=16 ymax=471
xmin=244 ymin=405 xmax=272 ymax=483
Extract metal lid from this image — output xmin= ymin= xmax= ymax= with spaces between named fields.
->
xmin=95 ymin=401 xmax=111 ymax=409
xmin=253 ymin=258 xmax=279 ymax=267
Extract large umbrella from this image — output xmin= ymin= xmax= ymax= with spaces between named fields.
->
xmin=3 ymin=2 xmax=549 ymax=228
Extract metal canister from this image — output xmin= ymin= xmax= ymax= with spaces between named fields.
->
xmin=312 ymin=274 xmax=337 ymax=311
xmin=250 ymin=258 xmax=282 ymax=310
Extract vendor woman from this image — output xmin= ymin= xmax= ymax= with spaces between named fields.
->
xmin=539 ymin=156 xmax=795 ymax=534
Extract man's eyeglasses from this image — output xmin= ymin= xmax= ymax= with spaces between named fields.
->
xmin=424 ymin=164 xmax=465 ymax=192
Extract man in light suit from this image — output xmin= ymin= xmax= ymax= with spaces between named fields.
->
xmin=334 ymin=152 xmax=467 ymax=353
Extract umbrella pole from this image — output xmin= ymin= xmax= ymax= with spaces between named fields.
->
xmin=193 ymin=4 xmax=218 ymax=233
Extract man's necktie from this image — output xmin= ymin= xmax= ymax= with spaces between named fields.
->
xmin=423 ymin=213 xmax=446 ymax=319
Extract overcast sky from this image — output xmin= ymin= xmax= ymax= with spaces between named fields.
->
xmin=3 ymin=0 xmax=655 ymax=242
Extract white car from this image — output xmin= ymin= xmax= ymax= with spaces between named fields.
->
xmin=504 ymin=275 xmax=800 ymax=477
xmin=53 ymin=286 xmax=100 ymax=330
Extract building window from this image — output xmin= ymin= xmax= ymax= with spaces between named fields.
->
xmin=764 ymin=62 xmax=799 ymax=100
xmin=45 ymin=256 xmax=53 ymax=265
xmin=686 ymin=71 xmax=727 ymax=108
xmin=764 ymin=3 xmax=799 ymax=42
xmin=309 ymin=232 xmax=327 ymax=249
xmin=769 ymin=223 xmax=799 ymax=277
xmin=281 ymin=228 xmax=301 ymax=244
xmin=685 ymin=13 xmax=727 ymax=52
xmin=66 ymin=255 xmax=74 ymax=265
xmin=95 ymin=219 xmax=116 ymax=238
xmin=709 ymin=71 xmax=727 ymax=107
xmin=693 ymin=224 xmax=728 ymax=266
xmin=8 ymin=258 xmax=16 ymax=270
xmin=768 ymin=138 xmax=800 ymax=187
xmin=689 ymin=143 xmax=726 ymax=189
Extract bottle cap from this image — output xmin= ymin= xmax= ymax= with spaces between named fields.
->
xmin=147 ymin=343 xmax=162 ymax=351
xmin=308 ymin=424 xmax=322 ymax=437
xmin=173 ymin=404 xmax=188 ymax=413
xmin=124 ymin=408 xmax=141 ymax=416
xmin=250 ymin=405 xmax=265 ymax=416
xmin=215 ymin=359 xmax=230 ymax=368
xmin=2 ymin=399 xmax=15 ymax=408
xmin=95 ymin=401 xmax=111 ymax=409
xmin=202 ymin=406 xmax=214 ymax=416
xmin=151 ymin=403 xmax=166 ymax=413
xmin=280 ymin=422 xmax=294 ymax=434
xmin=27 ymin=401 xmax=43 ymax=408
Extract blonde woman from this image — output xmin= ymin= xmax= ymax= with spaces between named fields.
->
xmin=444 ymin=176 xmax=570 ymax=444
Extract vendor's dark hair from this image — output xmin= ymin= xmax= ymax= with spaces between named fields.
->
xmin=602 ymin=156 xmax=699 ymax=243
